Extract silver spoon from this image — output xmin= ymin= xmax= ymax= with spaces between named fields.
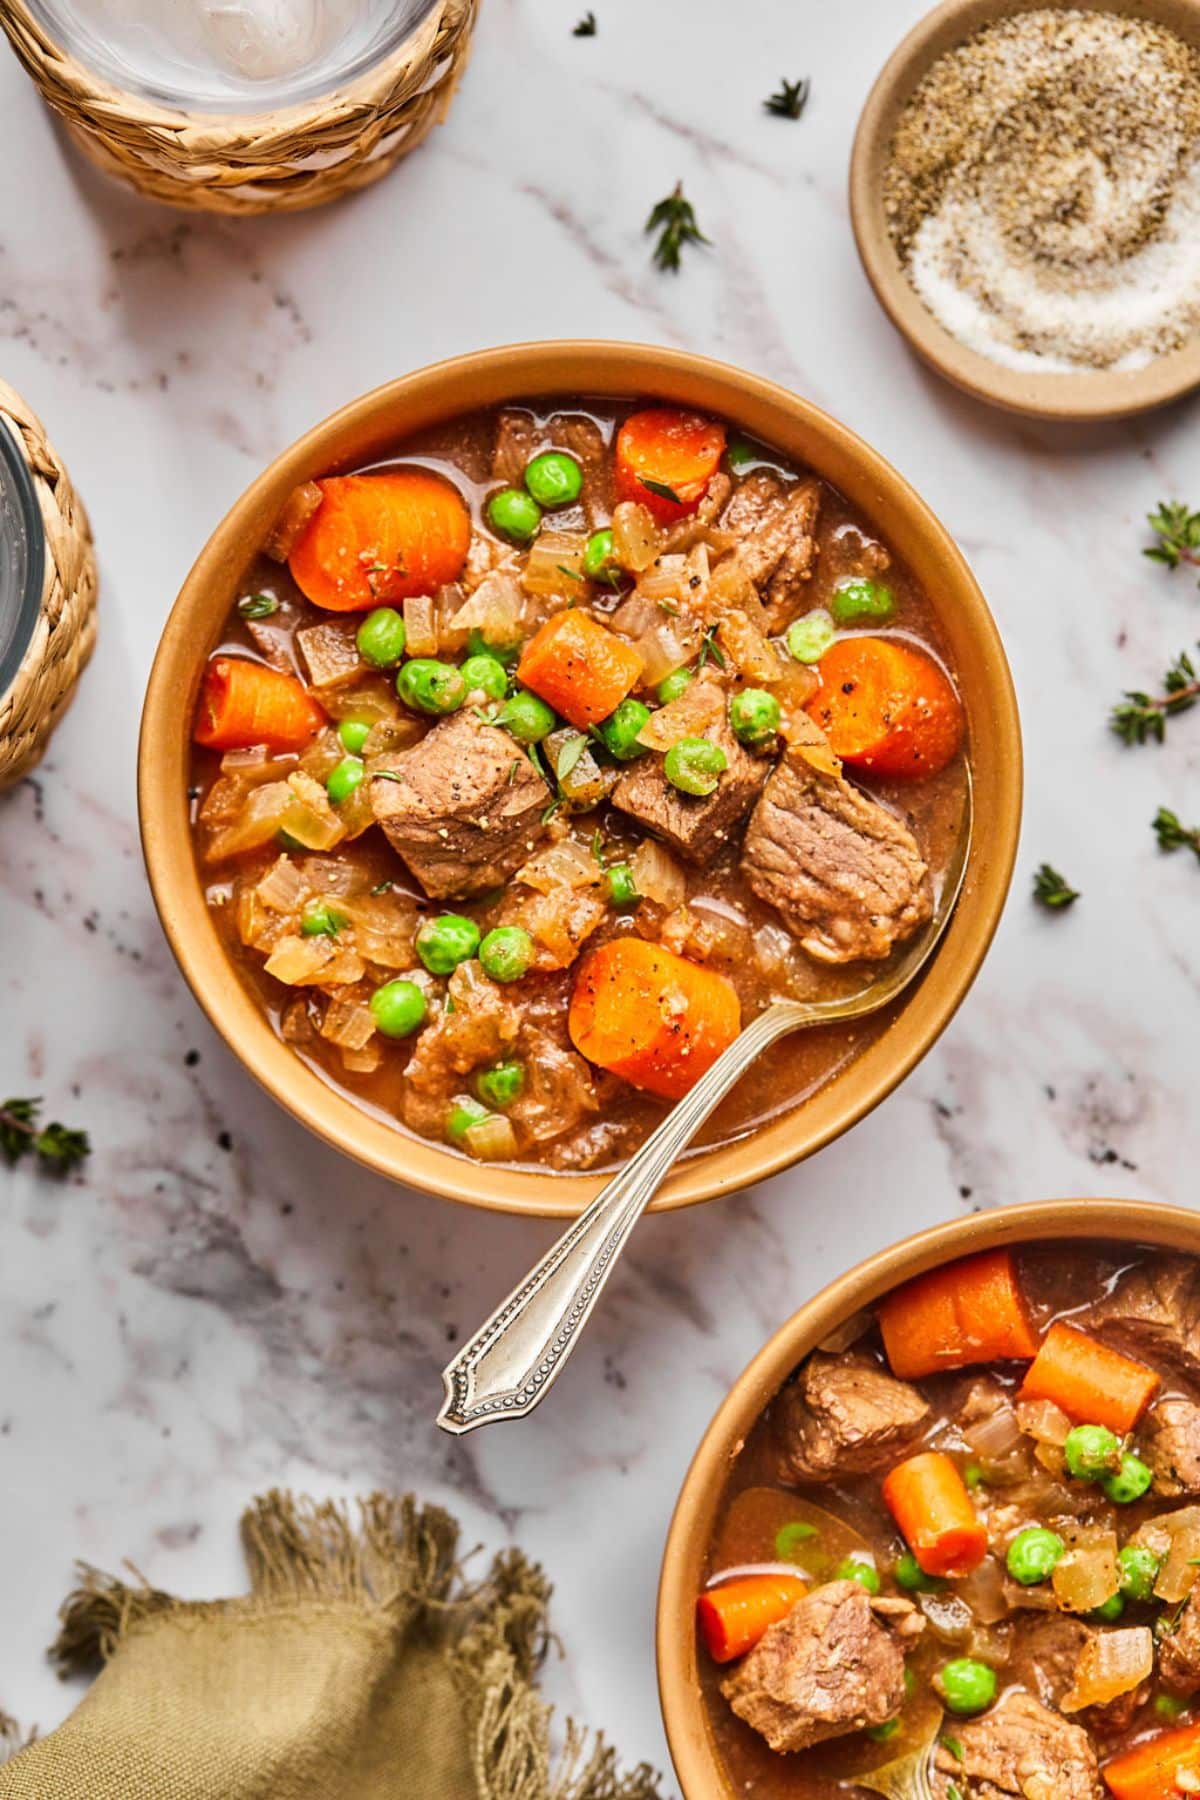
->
xmin=437 ymin=771 xmax=973 ymax=1435
xmin=850 ymin=1706 xmax=942 ymax=1800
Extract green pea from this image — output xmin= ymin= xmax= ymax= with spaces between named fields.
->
xmin=479 ymin=925 xmax=534 ymax=983
xmin=300 ymin=900 xmax=346 ymax=938
xmin=663 ymin=736 xmax=727 ymax=797
xmin=337 ymin=718 xmax=372 ymax=755
xmin=938 ymin=1658 xmax=997 ymax=1717
xmin=326 ymin=756 xmax=365 ymax=806
xmin=356 ymin=606 xmax=407 ymax=669
xmin=1089 ymin=1592 xmax=1125 ymax=1623
xmin=416 ymin=914 xmax=481 ymax=975
xmin=1100 ymin=1453 xmax=1153 ymax=1505
xmin=467 ymin=628 xmax=521 ymax=668
xmin=867 ymin=1718 xmax=901 ymax=1744
xmin=962 ymin=1463 xmax=985 ymax=1491
xmin=477 ymin=1061 xmax=525 ymax=1108
xmin=1063 ymin=1423 xmax=1122 ymax=1481
xmin=726 ymin=440 xmax=756 ymax=471
xmin=606 ymin=862 xmax=639 ymax=908
xmin=894 ymin=1550 xmax=943 ymax=1593
xmin=497 ymin=688 xmax=556 ymax=744
xmin=369 ymin=978 xmax=427 ymax=1039
xmin=459 ymin=653 xmax=509 ymax=701
xmin=583 ymin=527 xmax=620 ymax=585
xmin=597 ymin=698 xmax=651 ymax=761
xmin=398 ymin=658 xmax=467 ymax=716
xmin=488 ymin=487 xmax=542 ymax=544
xmin=276 ymin=829 xmax=306 ymax=853
xmin=525 ymin=450 xmax=583 ymax=508
xmin=1118 ymin=1543 xmax=1162 ymax=1603
xmin=830 ymin=577 xmax=896 ymax=625
xmin=1156 ymin=1693 xmax=1189 ymax=1722
xmin=729 ymin=688 xmax=781 ymax=746
xmin=786 ymin=609 xmax=835 ymax=665
xmin=447 ymin=1096 xmax=493 ymax=1144
xmin=656 ymin=668 xmax=694 ymax=705
xmin=1006 ymin=1526 xmax=1065 ymax=1587
xmin=774 ymin=1520 xmax=818 ymax=1561
xmin=834 ymin=1557 xmax=881 ymax=1595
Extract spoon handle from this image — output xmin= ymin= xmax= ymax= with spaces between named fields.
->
xmin=436 ymin=1002 xmax=799 ymax=1434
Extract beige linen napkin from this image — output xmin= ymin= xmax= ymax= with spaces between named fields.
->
xmin=0 ymin=1492 xmax=663 ymax=1800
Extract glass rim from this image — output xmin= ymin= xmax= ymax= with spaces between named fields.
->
xmin=0 ymin=416 xmax=46 ymax=703
xmin=21 ymin=0 xmax=443 ymax=115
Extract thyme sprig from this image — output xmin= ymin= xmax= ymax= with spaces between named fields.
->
xmin=1153 ymin=807 xmax=1200 ymax=861
xmin=572 ymin=10 xmax=596 ymax=34
xmin=1033 ymin=864 xmax=1079 ymax=910
xmin=646 ymin=182 xmax=710 ymax=273
xmin=1145 ymin=501 xmax=1200 ymax=576
xmin=764 ymin=77 xmax=810 ymax=120
xmin=0 ymin=1097 xmax=90 ymax=1173
xmin=1111 ymin=647 xmax=1200 ymax=745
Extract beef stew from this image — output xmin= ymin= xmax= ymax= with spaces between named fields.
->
xmin=697 ymin=1243 xmax=1200 ymax=1799
xmin=187 ymin=399 xmax=969 ymax=1170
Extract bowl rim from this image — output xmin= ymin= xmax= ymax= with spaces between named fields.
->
xmin=656 ymin=1195 xmax=1200 ymax=1798
xmin=138 ymin=338 xmax=1021 ymax=1220
xmin=848 ymin=0 xmax=1200 ymax=423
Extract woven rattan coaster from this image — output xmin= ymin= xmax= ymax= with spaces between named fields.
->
xmin=0 ymin=0 xmax=478 ymax=215
xmin=0 ymin=380 xmax=97 ymax=789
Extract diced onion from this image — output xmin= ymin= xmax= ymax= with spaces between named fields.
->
xmin=204 ymin=781 xmax=293 ymax=862
xmin=463 ymin=1113 xmax=520 ymax=1161
xmin=341 ymin=1042 xmax=383 ymax=1074
xmin=297 ymin=619 xmax=362 ymax=689
xmin=630 ymin=840 xmax=687 ymax=909
xmin=320 ymin=991 xmax=378 ymax=1050
xmin=518 ymin=839 xmax=601 ymax=893
xmin=1052 ymin=1526 xmax=1119 ymax=1614
xmin=403 ymin=593 xmax=439 ymax=657
xmin=1016 ymin=1398 xmax=1073 ymax=1447
xmin=313 ymin=675 xmax=400 ymax=725
xmin=919 ymin=1591 xmax=975 ymax=1645
xmin=450 ymin=570 xmax=524 ymax=647
xmin=255 ymin=855 xmax=308 ymax=915
xmin=264 ymin=479 xmax=322 ymax=561
xmin=610 ymin=501 xmax=661 ymax=572
xmin=1156 ymin=1516 xmax=1200 ymax=1603
xmin=636 ymin=681 xmax=723 ymax=752
xmin=1061 ymin=1626 xmax=1154 ymax=1714
xmin=816 ymin=1310 xmax=873 ymax=1355
xmin=719 ymin=609 xmax=780 ymax=682
xmin=521 ymin=530 xmax=587 ymax=598
xmin=280 ymin=772 xmax=345 ymax=852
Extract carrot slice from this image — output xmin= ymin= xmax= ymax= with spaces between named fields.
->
xmin=516 ymin=610 xmax=644 ymax=729
xmin=882 ymin=1451 xmax=987 ymax=1578
xmin=878 ymin=1250 xmax=1039 ymax=1380
xmin=804 ymin=636 xmax=964 ymax=778
xmin=1019 ymin=1321 xmax=1160 ymax=1436
xmin=569 ymin=937 xmax=741 ymax=1100
xmin=193 ymin=656 xmax=326 ymax=753
xmin=696 ymin=1572 xmax=807 ymax=1664
xmin=614 ymin=408 xmax=727 ymax=523
xmin=288 ymin=470 xmax=471 ymax=612
xmin=1103 ymin=1720 xmax=1200 ymax=1799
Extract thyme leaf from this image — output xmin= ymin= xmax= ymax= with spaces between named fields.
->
xmin=556 ymin=732 xmax=588 ymax=783
xmin=641 ymin=476 xmax=682 ymax=505
xmin=1111 ymin=646 xmax=1200 ymax=745
xmin=764 ymin=76 xmax=810 ymax=120
xmin=572 ymin=10 xmax=596 ymax=34
xmin=1145 ymin=500 xmax=1200 ymax=574
xmin=237 ymin=592 xmax=278 ymax=620
xmin=697 ymin=626 xmax=727 ymax=670
xmin=1153 ymin=806 xmax=1200 ymax=861
xmin=1033 ymin=863 xmax=1079 ymax=910
xmin=0 ymin=1097 xmax=90 ymax=1173
xmin=645 ymin=181 xmax=710 ymax=272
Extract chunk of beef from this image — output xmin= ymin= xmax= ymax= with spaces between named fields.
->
xmin=721 ymin=470 xmax=821 ymax=632
xmin=931 ymin=1692 xmax=1101 ymax=1800
xmin=1144 ymin=1398 xmax=1200 ymax=1496
xmin=720 ymin=1581 xmax=921 ymax=1754
xmin=1008 ymin=1614 xmax=1091 ymax=1710
xmin=741 ymin=742 xmax=931 ymax=963
xmin=776 ymin=1350 xmax=929 ymax=1484
xmin=1160 ymin=1588 xmax=1200 ymax=1695
xmin=612 ymin=711 xmax=768 ymax=865
xmin=370 ymin=711 xmax=550 ymax=900
xmin=1090 ymin=1255 xmax=1200 ymax=1387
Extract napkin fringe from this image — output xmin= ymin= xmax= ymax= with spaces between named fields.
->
xmin=45 ymin=1491 xmax=663 ymax=1800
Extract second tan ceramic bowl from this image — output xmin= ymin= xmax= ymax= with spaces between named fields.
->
xmin=850 ymin=0 xmax=1200 ymax=422
xmin=139 ymin=341 xmax=1021 ymax=1219
xmin=657 ymin=1197 xmax=1200 ymax=1798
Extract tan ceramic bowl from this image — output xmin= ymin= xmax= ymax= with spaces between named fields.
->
xmin=657 ymin=1197 xmax=1200 ymax=1796
xmin=850 ymin=0 xmax=1200 ymax=422
xmin=139 ymin=341 xmax=1021 ymax=1220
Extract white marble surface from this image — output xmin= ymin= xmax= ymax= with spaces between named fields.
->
xmin=1 ymin=0 xmax=1199 ymax=1781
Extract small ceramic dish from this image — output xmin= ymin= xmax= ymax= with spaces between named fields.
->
xmin=850 ymin=0 xmax=1200 ymax=421
xmin=138 ymin=341 xmax=1020 ymax=1220
xmin=656 ymin=1196 xmax=1200 ymax=1797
